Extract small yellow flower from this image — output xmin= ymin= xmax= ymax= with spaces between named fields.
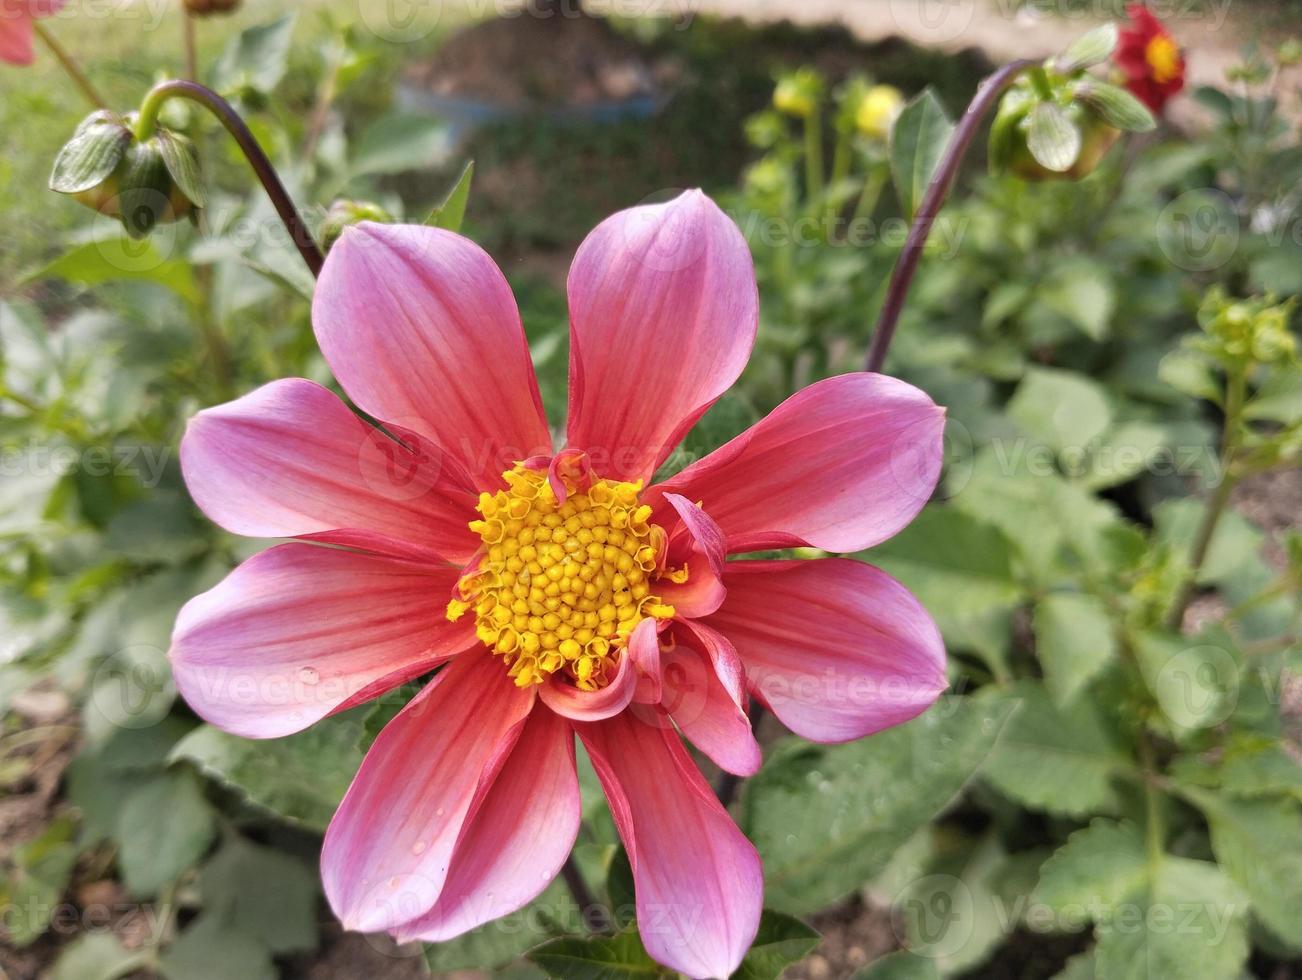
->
xmin=856 ymin=85 xmax=904 ymax=139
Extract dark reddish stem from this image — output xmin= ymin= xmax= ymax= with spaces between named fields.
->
xmin=865 ymin=59 xmax=1036 ymax=372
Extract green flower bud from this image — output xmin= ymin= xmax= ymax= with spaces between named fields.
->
xmin=320 ymin=199 xmax=395 ymax=251
xmin=49 ymin=111 xmax=205 ymax=239
xmin=1196 ymin=286 xmax=1298 ymax=366
xmin=772 ymin=68 xmax=824 ymax=119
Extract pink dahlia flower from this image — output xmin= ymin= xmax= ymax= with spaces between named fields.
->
xmin=0 ymin=0 xmax=64 ymax=66
xmin=169 ymin=190 xmax=948 ymax=979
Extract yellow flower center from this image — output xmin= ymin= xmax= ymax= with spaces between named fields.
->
xmin=1145 ymin=35 xmax=1181 ymax=85
xmin=447 ymin=462 xmax=684 ymax=691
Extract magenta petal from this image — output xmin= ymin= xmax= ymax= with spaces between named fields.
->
xmin=395 ymin=707 xmax=579 ymax=942
xmin=169 ymin=544 xmax=475 ymax=739
xmin=538 ymin=618 xmax=656 ymax=722
xmin=658 ymin=494 xmax=727 ymax=618
xmin=577 ymin=712 xmax=762 ymax=979
xmin=651 ymin=373 xmax=945 ymax=553
xmin=180 ymin=378 xmax=479 ymax=562
xmin=660 ymin=641 xmax=761 ymax=777
xmin=314 ymin=223 xmax=552 ymax=490
xmin=322 ymin=650 xmax=535 ymax=934
xmin=565 ymin=190 xmax=758 ymax=483
xmin=704 ymin=558 xmax=948 ymax=743
xmin=0 ymin=13 xmax=34 ymax=64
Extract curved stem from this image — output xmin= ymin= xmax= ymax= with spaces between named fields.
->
xmin=865 ymin=59 xmax=1036 ymax=373
xmin=136 ymin=80 xmax=324 ymax=278
xmin=31 ymin=21 xmax=106 ymax=108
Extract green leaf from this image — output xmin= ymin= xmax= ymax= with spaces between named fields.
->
xmin=213 ymin=15 xmax=297 ymax=96
xmin=890 ymin=88 xmax=954 ymax=219
xmin=1131 ymin=629 xmax=1240 ymax=735
xmin=51 ymin=934 xmax=148 ymax=980
xmin=1075 ymin=81 xmax=1157 ymax=132
xmin=1039 ymin=258 xmax=1115 ymax=341
xmin=731 ymin=911 xmax=820 ymax=980
xmin=1152 ymin=499 xmax=1264 ymax=587
xmin=199 ymin=836 xmax=318 ymax=954
xmin=741 ymin=695 xmax=1015 ymax=914
xmin=158 ymin=914 xmax=277 ymax=980
xmin=3 ymin=817 xmax=79 ymax=946
xmin=1034 ymin=593 xmax=1117 ymax=706
xmin=1191 ymin=791 xmax=1302 ymax=949
xmin=424 ymin=880 xmax=574 ymax=971
xmin=170 ymin=711 xmax=365 ymax=832
xmin=979 ymin=682 xmax=1126 ymax=816
xmin=529 ymin=927 xmax=667 ymax=979
xmin=1219 ymin=739 xmax=1302 ymax=800
xmin=351 ymin=112 xmax=453 ymax=177
xmin=1007 ymin=367 xmax=1113 ymax=453
xmin=116 ymin=768 xmax=217 ymax=897
xmin=426 ymin=160 xmax=474 ymax=232
xmin=1032 ymin=820 xmax=1148 ymax=913
xmin=854 ymin=951 xmax=941 ymax=980
xmin=1158 ymin=348 xmax=1221 ymax=403
xmin=152 ymin=129 xmax=206 ymax=207
xmin=48 ymin=110 xmax=131 ymax=194
xmin=1054 ymin=24 xmax=1119 ymax=72
xmin=1027 ymin=101 xmax=1082 ymax=173
xmin=29 ymin=239 xmax=198 ymax=305
xmin=1092 ymin=858 xmax=1248 ymax=980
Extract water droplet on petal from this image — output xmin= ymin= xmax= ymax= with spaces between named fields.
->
xmin=412 ymin=840 xmax=427 ymax=855
xmin=435 ymin=806 xmax=445 ymax=817
xmin=298 ymin=666 xmax=320 ymax=685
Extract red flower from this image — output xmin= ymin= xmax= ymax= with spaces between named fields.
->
xmin=1115 ymin=4 xmax=1186 ymax=113
xmin=0 ymin=0 xmax=64 ymax=66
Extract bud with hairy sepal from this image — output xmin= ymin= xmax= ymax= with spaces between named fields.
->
xmin=989 ymin=26 xmax=1155 ymax=183
xmin=319 ymin=199 xmax=395 ymax=251
xmin=49 ymin=111 xmax=205 ymax=238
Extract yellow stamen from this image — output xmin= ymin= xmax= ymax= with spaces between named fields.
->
xmin=450 ymin=462 xmax=686 ymax=691
xmin=1145 ymin=35 xmax=1181 ymax=85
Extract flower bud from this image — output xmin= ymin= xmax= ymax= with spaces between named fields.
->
xmin=772 ymin=68 xmax=823 ymax=119
xmin=319 ymin=199 xmax=395 ymax=251
xmin=183 ymin=0 xmax=242 ymax=15
xmin=49 ymin=111 xmax=205 ymax=238
xmin=1197 ymin=287 xmax=1297 ymax=366
xmin=854 ymin=84 xmax=904 ymax=140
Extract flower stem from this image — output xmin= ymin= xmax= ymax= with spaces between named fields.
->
xmin=804 ymin=110 xmax=825 ymax=205
xmin=1164 ymin=367 xmax=1246 ymax=631
xmin=560 ymin=856 xmax=605 ymax=933
xmin=135 ymin=80 xmax=325 ymax=279
xmin=31 ymin=20 xmax=106 ymax=108
xmin=183 ymin=9 xmax=198 ymax=82
xmin=864 ymin=59 xmax=1036 ymax=373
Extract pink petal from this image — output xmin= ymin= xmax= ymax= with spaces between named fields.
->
xmin=395 ymin=707 xmax=580 ymax=942
xmin=565 ymin=190 xmax=758 ymax=483
xmin=169 ymin=543 xmax=475 ymax=739
xmin=0 ymin=14 xmax=34 ymax=64
xmin=313 ymin=223 xmax=552 ymax=490
xmin=659 ymin=639 xmax=761 ymax=777
xmin=538 ymin=617 xmax=656 ymax=722
xmin=181 ymin=378 xmax=479 ymax=563
xmin=657 ymin=494 xmax=727 ymax=618
xmin=577 ymin=712 xmax=762 ymax=979
xmin=704 ymin=558 xmax=947 ymax=743
xmin=322 ymin=649 xmax=535 ymax=934
xmin=651 ymin=373 xmax=945 ymax=554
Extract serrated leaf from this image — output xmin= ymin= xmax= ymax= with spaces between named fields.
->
xmin=979 ymin=682 xmax=1126 ymax=816
xmin=529 ymin=927 xmax=667 ymax=979
xmin=890 ymin=88 xmax=954 ymax=219
xmin=1092 ymin=858 xmax=1248 ymax=980
xmin=49 ymin=111 xmax=131 ymax=194
xmin=741 ymin=696 xmax=1015 ymax=914
xmin=1032 ymin=820 xmax=1148 ymax=912
xmin=213 ymin=14 xmax=297 ymax=96
xmin=1191 ymin=791 xmax=1302 ymax=949
xmin=1027 ymin=102 xmax=1082 ymax=173
xmin=152 ymin=129 xmax=206 ymax=207
xmin=731 ymin=911 xmax=819 ymax=980
xmin=1034 ymin=593 xmax=1117 ymax=706
xmin=116 ymin=768 xmax=217 ymax=897
xmin=199 ymin=836 xmax=318 ymax=954
xmin=169 ymin=710 xmax=365 ymax=832
xmin=1132 ymin=630 xmax=1241 ymax=735
xmin=426 ymin=159 xmax=474 ymax=232
xmin=1007 ymin=367 xmax=1113 ymax=453
xmin=1075 ymin=81 xmax=1157 ymax=132
xmin=1055 ymin=24 xmax=1119 ymax=72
